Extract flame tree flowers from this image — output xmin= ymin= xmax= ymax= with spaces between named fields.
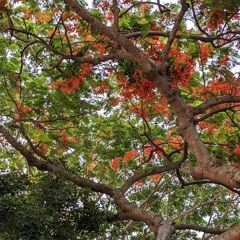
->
xmin=0 ymin=0 xmax=239 ymax=239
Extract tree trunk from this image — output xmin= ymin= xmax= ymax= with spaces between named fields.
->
xmin=156 ymin=221 xmax=174 ymax=240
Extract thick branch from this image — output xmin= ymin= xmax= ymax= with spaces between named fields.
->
xmin=175 ymin=223 xmax=225 ymax=234
xmin=191 ymin=158 xmax=240 ymax=188
xmin=119 ymin=162 xmax=180 ymax=193
xmin=156 ymin=221 xmax=175 ymax=240
xmin=66 ymin=0 xmax=240 ymax=192
xmin=151 ymin=70 xmax=240 ymax=189
xmin=194 ymin=96 xmax=240 ymax=115
xmin=195 ymin=105 xmax=240 ymax=123
xmin=125 ymin=31 xmax=222 ymax=43
xmin=111 ymin=200 xmax=163 ymax=231
xmin=64 ymin=0 xmax=153 ymax=72
xmin=55 ymin=49 xmax=135 ymax=66
xmin=212 ymin=222 xmax=240 ymax=240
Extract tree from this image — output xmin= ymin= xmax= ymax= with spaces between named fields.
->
xmin=0 ymin=0 xmax=239 ymax=239
xmin=0 ymin=173 xmax=106 ymax=239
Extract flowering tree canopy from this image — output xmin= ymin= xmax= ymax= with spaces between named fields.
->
xmin=0 ymin=0 xmax=240 ymax=239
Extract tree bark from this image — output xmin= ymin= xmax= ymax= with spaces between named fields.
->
xmin=156 ymin=221 xmax=174 ymax=240
xmin=212 ymin=222 xmax=240 ymax=240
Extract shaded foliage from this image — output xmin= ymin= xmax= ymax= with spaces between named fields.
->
xmin=0 ymin=173 xmax=106 ymax=239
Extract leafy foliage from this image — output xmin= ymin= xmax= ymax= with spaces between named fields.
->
xmin=0 ymin=0 xmax=239 ymax=239
xmin=0 ymin=172 xmax=106 ymax=240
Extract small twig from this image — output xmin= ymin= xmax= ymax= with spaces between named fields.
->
xmin=119 ymin=1 xmax=169 ymax=18
xmin=190 ymin=0 xmax=209 ymax=36
xmin=61 ymin=16 xmax=73 ymax=55
xmin=225 ymin=110 xmax=240 ymax=129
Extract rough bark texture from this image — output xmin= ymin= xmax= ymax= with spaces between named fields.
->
xmin=156 ymin=221 xmax=174 ymax=240
xmin=212 ymin=222 xmax=240 ymax=240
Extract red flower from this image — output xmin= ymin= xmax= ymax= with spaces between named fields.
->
xmin=234 ymin=146 xmax=240 ymax=156
xmin=149 ymin=174 xmax=161 ymax=183
xmin=112 ymin=157 xmax=121 ymax=171
xmin=124 ymin=150 xmax=137 ymax=160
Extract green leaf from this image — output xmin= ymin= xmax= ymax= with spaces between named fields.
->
xmin=172 ymin=4 xmax=180 ymax=12
xmin=141 ymin=24 xmax=150 ymax=37
xmin=137 ymin=18 xmax=149 ymax=25
xmin=0 ymin=42 xmax=6 ymax=55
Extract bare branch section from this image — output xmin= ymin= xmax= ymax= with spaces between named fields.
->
xmin=191 ymin=158 xmax=240 ymax=188
xmin=212 ymin=221 xmax=240 ymax=240
xmin=120 ymin=162 xmax=180 ymax=194
xmin=175 ymin=223 xmax=225 ymax=235
xmin=195 ymin=105 xmax=240 ymax=123
xmin=156 ymin=220 xmax=175 ymax=240
xmin=111 ymin=191 xmax=167 ymax=235
xmin=125 ymin=31 xmax=220 ymax=42
xmin=194 ymin=96 xmax=240 ymax=115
